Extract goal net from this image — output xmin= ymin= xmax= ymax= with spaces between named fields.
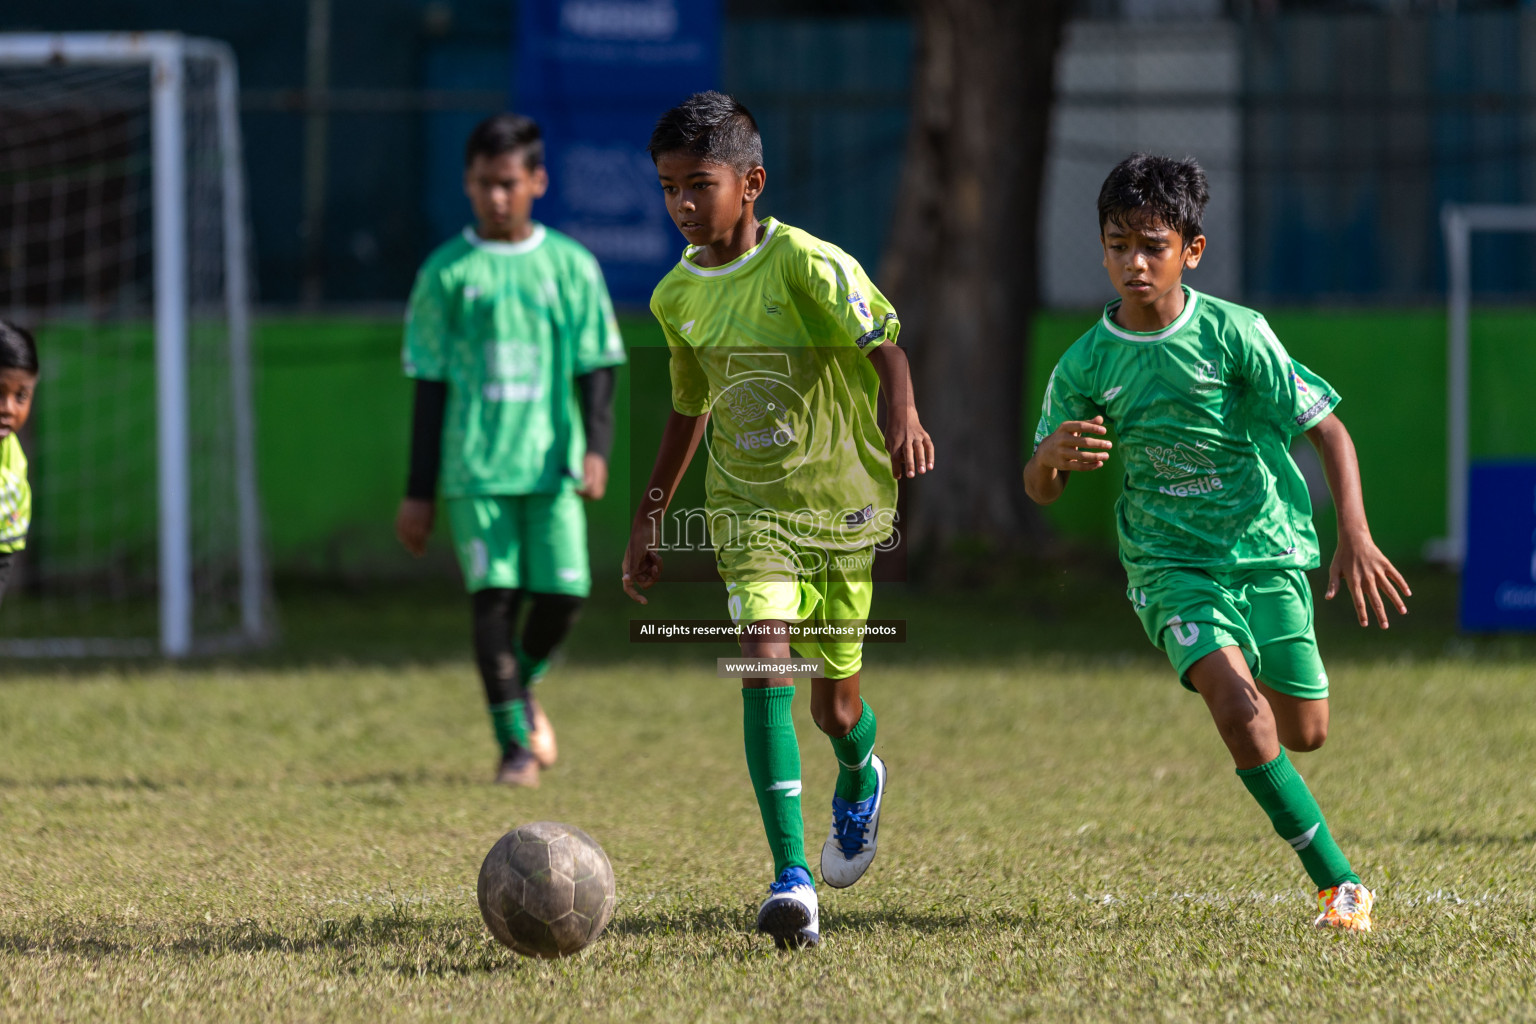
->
xmin=0 ymin=34 xmax=269 ymax=655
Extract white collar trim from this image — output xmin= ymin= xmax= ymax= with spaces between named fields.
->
xmin=464 ymin=224 xmax=546 ymax=255
xmin=678 ymin=219 xmax=779 ymax=278
xmin=1100 ymin=287 xmax=1200 ymax=342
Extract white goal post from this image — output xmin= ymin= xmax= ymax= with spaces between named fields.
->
xmin=1431 ymin=203 xmax=1536 ymax=568
xmin=0 ymin=33 xmax=266 ymax=655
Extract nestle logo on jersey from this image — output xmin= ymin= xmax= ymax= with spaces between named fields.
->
xmin=1159 ymin=476 xmax=1224 ymax=498
xmin=735 ymin=425 xmax=797 ymax=450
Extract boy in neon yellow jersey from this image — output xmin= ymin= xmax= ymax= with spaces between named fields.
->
xmin=622 ymin=92 xmax=934 ymax=949
xmin=0 ymin=320 xmax=37 ymax=607
xmin=1026 ymin=154 xmax=1411 ymax=932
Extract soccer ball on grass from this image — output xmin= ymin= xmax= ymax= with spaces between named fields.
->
xmin=477 ymin=821 xmax=616 ymax=958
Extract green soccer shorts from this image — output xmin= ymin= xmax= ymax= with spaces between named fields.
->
xmin=446 ymin=487 xmax=590 ymax=596
xmin=717 ymin=532 xmax=875 ymax=680
xmin=1127 ymin=566 xmax=1329 ymax=699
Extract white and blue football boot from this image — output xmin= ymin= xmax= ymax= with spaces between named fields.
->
xmin=820 ymin=753 xmax=886 ymax=889
xmin=755 ymin=865 xmax=819 ymax=949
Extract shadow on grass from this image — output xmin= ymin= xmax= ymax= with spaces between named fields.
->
xmin=608 ymin=903 xmax=1033 ymax=939
xmin=0 ymin=775 xmax=169 ymax=792
xmin=0 ymin=914 xmax=522 ymax=977
xmin=0 ymin=768 xmax=480 ymax=792
xmin=1407 ymin=826 xmax=1536 ymax=847
xmin=822 ymin=905 xmax=1034 ymax=934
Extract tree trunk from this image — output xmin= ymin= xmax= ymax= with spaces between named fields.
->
xmin=883 ymin=0 xmax=1067 ymax=559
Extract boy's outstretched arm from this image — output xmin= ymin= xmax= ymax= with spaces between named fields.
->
xmin=1304 ymin=413 xmax=1411 ymax=629
xmin=622 ymin=410 xmax=709 ymax=604
xmin=1024 ymin=416 xmax=1112 ymax=505
xmin=867 ymin=343 xmax=934 ymax=479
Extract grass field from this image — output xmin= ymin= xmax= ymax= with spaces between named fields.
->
xmin=3 ymin=570 xmax=1536 ymax=1022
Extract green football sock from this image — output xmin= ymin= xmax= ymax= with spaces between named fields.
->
xmin=489 ymin=699 xmax=529 ymax=754
xmin=1237 ymin=751 xmax=1359 ymax=890
xmin=742 ymin=686 xmax=807 ymax=877
xmin=829 ymin=698 xmax=878 ymax=802
xmin=516 ymin=649 xmax=551 ymax=688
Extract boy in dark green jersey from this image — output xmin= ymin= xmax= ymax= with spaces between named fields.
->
xmin=622 ymin=93 xmax=934 ymax=949
xmin=396 ymin=115 xmax=626 ymax=788
xmin=1025 ymin=154 xmax=1411 ymax=932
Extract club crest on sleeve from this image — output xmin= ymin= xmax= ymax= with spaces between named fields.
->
xmin=847 ymin=290 xmax=871 ymax=321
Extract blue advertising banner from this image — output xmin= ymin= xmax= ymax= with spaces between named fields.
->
xmin=1460 ymin=462 xmax=1536 ymax=631
xmin=515 ymin=0 xmax=721 ymax=305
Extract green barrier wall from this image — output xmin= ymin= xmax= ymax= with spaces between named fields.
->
xmin=254 ymin=316 xmax=662 ymax=574
xmin=34 ymin=309 xmax=1531 ymax=577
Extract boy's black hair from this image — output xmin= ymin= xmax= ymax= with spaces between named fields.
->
xmin=647 ymin=91 xmax=763 ymax=173
xmin=0 ymin=320 xmax=38 ymax=375
xmin=464 ymin=114 xmax=543 ymax=170
xmin=1097 ymin=153 xmax=1209 ymax=244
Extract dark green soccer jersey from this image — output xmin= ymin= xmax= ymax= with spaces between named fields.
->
xmin=403 ymin=225 xmax=626 ymax=497
xmin=650 ymin=218 xmax=898 ymax=550
xmin=1033 ymin=287 xmax=1340 ymax=584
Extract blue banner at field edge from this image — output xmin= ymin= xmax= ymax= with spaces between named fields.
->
xmin=1460 ymin=461 xmax=1536 ymax=632
xmin=514 ymin=0 xmax=721 ymax=307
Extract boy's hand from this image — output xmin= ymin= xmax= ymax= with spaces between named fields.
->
xmin=1327 ymin=531 xmax=1411 ymax=629
xmin=621 ymin=521 xmax=663 ymax=605
xmin=577 ymin=453 xmax=608 ymax=501
xmin=885 ymin=406 xmax=935 ymax=479
xmin=1034 ymin=416 xmax=1113 ymax=472
xmin=395 ymin=498 xmax=435 ymax=557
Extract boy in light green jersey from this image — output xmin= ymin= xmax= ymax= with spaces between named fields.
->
xmin=0 ymin=320 xmax=37 ymax=608
xmin=396 ymin=115 xmax=626 ymax=788
xmin=1025 ymin=154 xmax=1411 ymax=932
xmin=622 ymin=93 xmax=935 ymax=949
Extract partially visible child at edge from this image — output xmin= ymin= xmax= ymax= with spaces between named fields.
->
xmin=622 ymin=92 xmax=935 ymax=950
xmin=0 ymin=320 xmax=37 ymax=608
xmin=395 ymin=114 xmax=626 ymax=788
xmin=1025 ymin=154 xmax=1410 ymax=933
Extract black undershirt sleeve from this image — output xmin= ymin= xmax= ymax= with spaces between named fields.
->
xmin=575 ymin=366 xmax=616 ymax=460
xmin=405 ymin=379 xmax=448 ymax=500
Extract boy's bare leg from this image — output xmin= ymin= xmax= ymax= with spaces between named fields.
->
xmin=739 ymin=619 xmax=792 ymax=689
xmin=1257 ymin=682 xmax=1329 ymax=753
xmin=809 ymin=673 xmax=862 ymax=736
xmin=1187 ymin=646 xmax=1280 ymax=769
xmin=1186 ymin=645 xmax=1364 ymax=917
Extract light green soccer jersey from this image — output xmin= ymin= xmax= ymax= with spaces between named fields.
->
xmin=651 ymin=218 xmax=899 ymax=550
xmin=0 ymin=433 xmax=30 ymax=553
xmin=403 ymin=224 xmax=626 ymax=497
xmin=1033 ymin=287 xmax=1341 ymax=584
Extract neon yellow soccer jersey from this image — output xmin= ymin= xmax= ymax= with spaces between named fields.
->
xmin=650 ymin=218 xmax=899 ymax=551
xmin=1033 ymin=287 xmax=1340 ymax=583
xmin=0 ymin=432 xmax=30 ymax=553
xmin=403 ymin=224 xmax=626 ymax=497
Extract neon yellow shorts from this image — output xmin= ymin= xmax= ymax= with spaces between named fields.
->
xmin=718 ymin=536 xmax=874 ymax=680
xmin=1128 ymin=566 xmax=1328 ymax=699
xmin=445 ymin=488 xmax=589 ymax=596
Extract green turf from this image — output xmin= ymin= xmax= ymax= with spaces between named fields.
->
xmin=2 ymin=581 xmax=1535 ymax=1022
